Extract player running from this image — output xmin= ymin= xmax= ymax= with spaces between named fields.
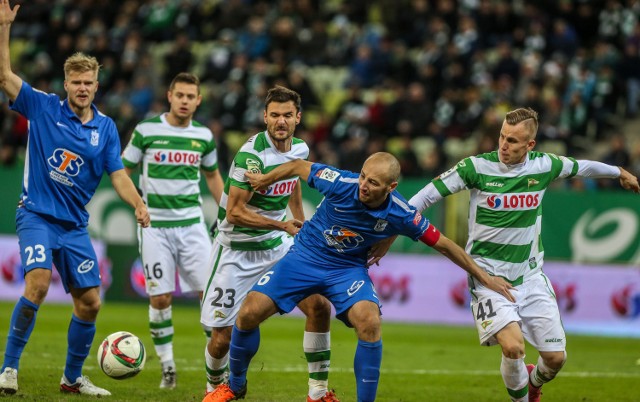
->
xmin=390 ymin=107 xmax=639 ymax=401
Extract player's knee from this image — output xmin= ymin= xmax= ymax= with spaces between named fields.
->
xmin=77 ymin=298 xmax=101 ymax=320
xmin=500 ymin=343 xmax=525 ymax=359
xmin=299 ymin=295 xmax=331 ymax=322
xmin=351 ymin=311 xmax=381 ymax=342
xmin=236 ymin=302 xmax=266 ymax=329
xmin=24 ymin=283 xmax=49 ymax=305
xmin=150 ymin=293 xmax=172 ymax=309
xmin=543 ymin=350 xmax=567 ymax=370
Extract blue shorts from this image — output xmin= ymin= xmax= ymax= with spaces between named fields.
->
xmin=251 ymin=246 xmax=381 ymax=327
xmin=16 ymin=207 xmax=100 ymax=293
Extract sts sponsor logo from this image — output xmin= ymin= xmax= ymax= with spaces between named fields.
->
xmin=611 ymin=285 xmax=640 ymax=318
xmin=323 ymin=226 xmax=364 ymax=252
xmin=48 ymin=148 xmax=84 ymax=176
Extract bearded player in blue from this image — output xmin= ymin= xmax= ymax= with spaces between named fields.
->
xmin=204 ymin=152 xmax=515 ymax=402
xmin=0 ymin=1 xmax=149 ymax=397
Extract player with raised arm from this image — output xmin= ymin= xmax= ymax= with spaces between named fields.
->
xmin=203 ymin=152 xmax=515 ymax=402
xmin=200 ymin=86 xmax=337 ymax=401
xmin=404 ymin=108 xmax=639 ymax=401
xmin=0 ymin=0 xmax=149 ymax=397
xmin=122 ymin=72 xmax=224 ymax=389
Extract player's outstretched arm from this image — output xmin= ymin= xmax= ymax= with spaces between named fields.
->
xmin=245 ymin=159 xmax=312 ymax=191
xmin=431 ymin=233 xmax=516 ymax=302
xmin=619 ymin=167 xmax=640 ymax=193
xmin=110 ymin=169 xmax=150 ymax=227
xmin=0 ymin=0 xmax=22 ymax=101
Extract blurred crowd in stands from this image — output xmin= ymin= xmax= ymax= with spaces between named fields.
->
xmin=2 ymin=0 xmax=640 ymax=190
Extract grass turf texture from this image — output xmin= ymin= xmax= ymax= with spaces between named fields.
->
xmin=0 ymin=301 xmax=638 ymax=401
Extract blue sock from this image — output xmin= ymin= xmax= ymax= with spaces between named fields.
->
xmin=64 ymin=315 xmax=95 ymax=382
xmin=354 ymin=339 xmax=382 ymax=402
xmin=228 ymin=325 xmax=260 ymax=393
xmin=2 ymin=296 xmax=39 ymax=371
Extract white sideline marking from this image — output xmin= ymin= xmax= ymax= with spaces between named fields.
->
xmin=77 ymin=364 xmax=640 ymax=378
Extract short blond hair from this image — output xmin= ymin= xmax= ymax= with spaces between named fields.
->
xmin=63 ymin=52 xmax=100 ymax=79
xmin=505 ymin=107 xmax=538 ymax=139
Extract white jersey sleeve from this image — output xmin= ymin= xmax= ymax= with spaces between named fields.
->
xmin=575 ymin=160 xmax=620 ymax=178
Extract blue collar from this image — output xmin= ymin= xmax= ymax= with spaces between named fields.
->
xmin=61 ymin=99 xmax=100 ymax=128
xmin=351 ymin=184 xmax=392 ymax=219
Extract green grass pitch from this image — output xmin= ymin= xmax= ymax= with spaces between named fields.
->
xmin=0 ymin=301 xmax=638 ymax=401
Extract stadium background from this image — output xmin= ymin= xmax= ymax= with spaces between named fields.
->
xmin=0 ymin=1 xmax=639 ymax=399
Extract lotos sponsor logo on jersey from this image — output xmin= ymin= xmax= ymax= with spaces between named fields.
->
xmin=487 ymin=193 xmax=540 ymax=209
xmin=48 ymin=148 xmax=84 ymax=176
xmin=153 ymin=151 xmax=200 ymax=165
xmin=257 ymin=178 xmax=298 ymax=196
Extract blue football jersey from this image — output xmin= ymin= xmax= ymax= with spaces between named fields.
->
xmin=11 ymin=81 xmax=123 ymax=226
xmin=293 ymin=163 xmax=430 ymax=267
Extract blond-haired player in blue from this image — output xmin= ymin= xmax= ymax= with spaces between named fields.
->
xmin=0 ymin=0 xmax=149 ymax=397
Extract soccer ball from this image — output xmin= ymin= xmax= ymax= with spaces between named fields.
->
xmin=97 ymin=331 xmax=146 ymax=379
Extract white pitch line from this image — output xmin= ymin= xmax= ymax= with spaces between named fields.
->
xmin=76 ymin=364 xmax=640 ymax=378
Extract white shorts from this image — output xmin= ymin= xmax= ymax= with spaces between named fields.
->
xmin=200 ymin=235 xmax=293 ymax=328
xmin=470 ymin=271 xmax=566 ymax=352
xmin=139 ymin=223 xmax=213 ymax=296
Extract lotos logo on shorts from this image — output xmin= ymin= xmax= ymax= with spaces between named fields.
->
xmin=153 ymin=151 xmax=200 ymax=165
xmin=77 ymin=259 xmax=95 ymax=274
xmin=48 ymin=148 xmax=84 ymax=176
xmin=323 ymin=226 xmax=364 ymax=252
xmin=487 ymin=193 xmax=540 ymax=209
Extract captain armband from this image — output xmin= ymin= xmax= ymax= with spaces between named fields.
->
xmin=419 ymin=224 xmax=441 ymax=247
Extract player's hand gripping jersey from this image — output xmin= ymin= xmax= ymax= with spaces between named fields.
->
xmin=293 ymin=163 xmax=431 ymax=267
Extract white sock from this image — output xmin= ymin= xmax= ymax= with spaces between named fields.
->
xmin=530 ymin=351 xmax=566 ymax=388
xmin=501 ymin=354 xmax=529 ymax=402
xmin=303 ymin=331 xmax=331 ymax=400
xmin=205 ymin=346 xmax=229 ymax=391
xmin=149 ymin=305 xmax=174 ymax=368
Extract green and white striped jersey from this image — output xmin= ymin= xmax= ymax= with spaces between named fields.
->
xmin=217 ymin=131 xmax=308 ymax=251
xmin=122 ymin=114 xmax=219 ymax=228
xmin=410 ymin=151 xmax=579 ymax=283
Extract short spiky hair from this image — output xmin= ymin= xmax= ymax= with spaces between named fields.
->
xmin=63 ymin=52 xmax=100 ymax=79
xmin=169 ymin=72 xmax=200 ymax=93
xmin=505 ymin=107 xmax=539 ymax=138
xmin=265 ymin=86 xmax=301 ymax=112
